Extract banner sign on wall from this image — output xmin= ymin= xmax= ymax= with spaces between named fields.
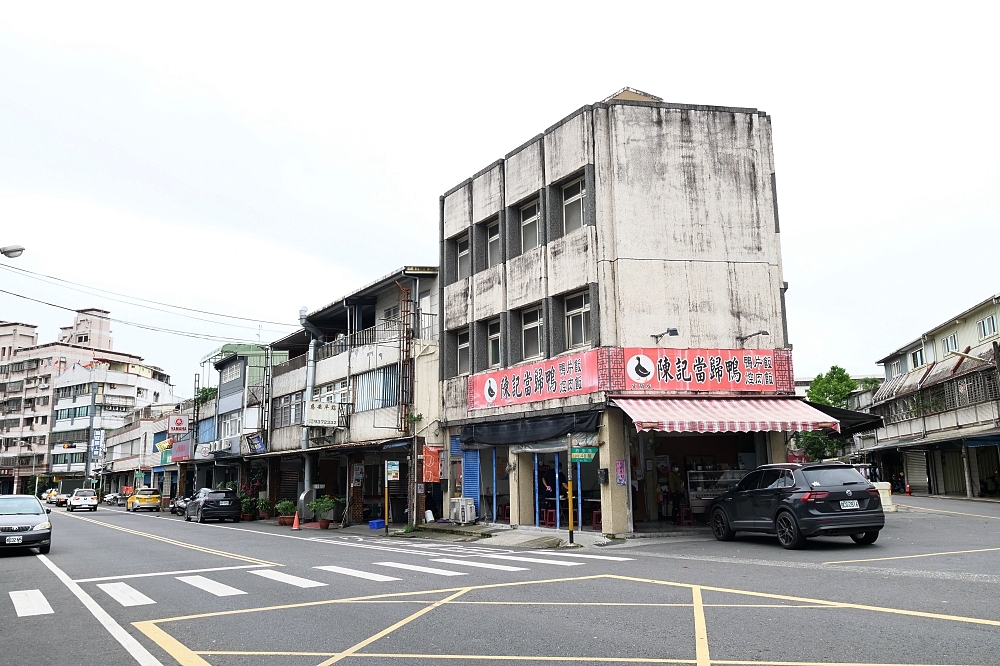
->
xmin=423 ymin=446 xmax=441 ymax=483
xmin=620 ymin=348 xmax=778 ymax=393
xmin=468 ymin=349 xmax=600 ymax=410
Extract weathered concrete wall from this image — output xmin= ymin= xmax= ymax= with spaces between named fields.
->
xmin=444 ymin=279 xmax=471 ymax=330
xmin=271 ymin=364 xmax=306 ymax=398
xmin=544 ymin=109 xmax=592 ymax=184
xmin=472 ymin=264 xmax=505 ymax=322
xmin=599 ymin=408 xmax=631 ymax=535
xmin=547 ymin=225 xmax=594 ymax=297
xmin=413 ymin=342 xmax=443 ymax=448
xmin=349 ymin=407 xmax=401 ymax=442
xmin=472 ymin=163 xmax=504 ymax=223
xmin=442 ymin=376 xmax=468 ymax=423
xmin=443 ymin=183 xmax=471 ymax=240
xmin=506 ymin=246 xmax=547 ymax=310
xmin=505 ymin=138 xmax=544 ymax=205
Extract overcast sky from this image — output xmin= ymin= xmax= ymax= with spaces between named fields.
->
xmin=1 ymin=3 xmax=997 ymax=397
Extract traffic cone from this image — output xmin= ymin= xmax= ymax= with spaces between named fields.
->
xmin=905 ymin=484 xmax=912 ymax=496
xmin=291 ymin=511 xmax=301 ymax=530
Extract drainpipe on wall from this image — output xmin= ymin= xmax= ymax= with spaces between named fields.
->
xmin=299 ymin=308 xmax=324 ymax=516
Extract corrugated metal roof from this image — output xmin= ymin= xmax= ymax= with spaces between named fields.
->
xmin=872 ymin=372 xmax=908 ymax=404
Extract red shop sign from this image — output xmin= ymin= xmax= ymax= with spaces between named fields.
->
xmin=469 ymin=349 xmax=600 ymax=410
xmin=620 ymin=348 xmax=779 ymax=393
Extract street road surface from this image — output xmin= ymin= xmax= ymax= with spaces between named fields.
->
xmin=2 ymin=496 xmax=999 ymax=666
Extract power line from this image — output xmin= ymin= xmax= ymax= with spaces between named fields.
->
xmin=0 ymin=262 xmax=298 ymax=327
xmin=0 ymin=288 xmax=269 ymax=345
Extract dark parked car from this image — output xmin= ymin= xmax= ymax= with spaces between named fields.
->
xmin=184 ymin=488 xmax=241 ymax=523
xmin=709 ymin=462 xmax=884 ymax=549
xmin=0 ymin=495 xmax=52 ymax=554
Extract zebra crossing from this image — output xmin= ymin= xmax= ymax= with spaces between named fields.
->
xmin=4 ymin=549 xmax=633 ymax=618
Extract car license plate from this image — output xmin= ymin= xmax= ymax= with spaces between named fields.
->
xmin=840 ymin=500 xmax=860 ymax=509
xmin=6 ymin=536 xmax=23 ymax=544
xmin=219 ymin=501 xmax=231 ymax=506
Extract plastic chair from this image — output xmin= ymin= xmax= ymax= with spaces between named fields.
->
xmin=500 ymin=505 xmax=510 ymax=523
xmin=591 ymin=510 xmax=602 ymax=530
xmin=677 ymin=507 xmax=695 ymax=526
xmin=542 ymin=509 xmax=557 ymax=527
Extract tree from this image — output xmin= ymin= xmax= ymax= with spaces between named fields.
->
xmin=797 ymin=431 xmax=837 ymax=462
xmin=806 ymin=366 xmax=858 ymax=408
xmin=196 ymin=386 xmax=218 ymax=406
xmin=859 ymin=377 xmax=882 ymax=392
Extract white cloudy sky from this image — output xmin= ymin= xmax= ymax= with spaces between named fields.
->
xmin=1 ymin=3 xmax=997 ymax=396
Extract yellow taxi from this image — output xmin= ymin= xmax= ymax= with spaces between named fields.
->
xmin=126 ymin=487 xmax=162 ymax=512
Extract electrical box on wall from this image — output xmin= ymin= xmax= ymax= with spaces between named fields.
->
xmin=597 ymin=468 xmax=609 ymax=485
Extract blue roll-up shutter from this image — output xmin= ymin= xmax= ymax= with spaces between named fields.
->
xmin=450 ymin=435 xmax=462 ymax=455
xmin=462 ymin=448 xmax=480 ymax=514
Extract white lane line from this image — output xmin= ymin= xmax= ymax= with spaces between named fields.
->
xmin=9 ymin=589 xmax=54 ymax=617
xmin=430 ymin=558 xmax=528 ymax=572
xmin=374 ymin=562 xmax=467 ymax=576
xmin=314 ymin=565 xmax=401 ymax=582
xmin=75 ymin=564 xmax=271 ymax=583
xmin=481 ymin=555 xmax=584 ymax=566
xmin=526 ymin=551 xmax=634 ymax=561
xmin=176 ymin=575 xmax=246 ymax=597
xmin=248 ymin=569 xmax=327 ymax=589
xmin=96 ymin=582 xmax=156 ymax=607
xmin=36 ymin=555 xmax=163 ymax=666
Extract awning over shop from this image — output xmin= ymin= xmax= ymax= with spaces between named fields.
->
xmin=803 ymin=401 xmax=883 ymax=436
xmin=460 ymin=411 xmax=601 ymax=448
xmin=612 ymin=397 xmax=840 ymax=434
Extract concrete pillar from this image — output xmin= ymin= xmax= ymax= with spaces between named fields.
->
xmin=511 ymin=452 xmax=535 ymax=526
xmin=599 ymin=408 xmax=631 ymax=535
xmin=768 ymin=432 xmax=788 ymax=464
xmin=349 ymin=453 xmax=364 ymax=524
xmin=962 ymin=443 xmax=974 ymax=498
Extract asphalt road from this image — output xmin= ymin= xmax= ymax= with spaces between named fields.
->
xmin=2 ymin=496 xmax=999 ymax=666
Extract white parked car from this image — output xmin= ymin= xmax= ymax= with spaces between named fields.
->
xmin=67 ymin=488 xmax=99 ymax=512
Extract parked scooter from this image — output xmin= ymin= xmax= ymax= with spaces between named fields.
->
xmin=104 ymin=493 xmax=120 ymax=506
xmin=169 ymin=496 xmax=190 ymax=515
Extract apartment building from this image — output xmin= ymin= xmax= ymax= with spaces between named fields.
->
xmin=438 ymin=88 xmax=848 ymax=535
xmin=866 ymin=294 xmax=1000 ymax=497
xmin=102 ymin=403 xmax=181 ymax=496
xmin=0 ymin=309 xmax=159 ymax=494
xmin=267 ymin=266 xmax=440 ymax=525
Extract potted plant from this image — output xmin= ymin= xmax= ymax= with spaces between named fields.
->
xmin=256 ymin=497 xmax=272 ymax=520
xmin=308 ymin=496 xmax=337 ymax=529
xmin=331 ymin=496 xmax=347 ymax=523
xmin=240 ymin=495 xmax=256 ymax=521
xmin=275 ymin=500 xmax=296 ymax=526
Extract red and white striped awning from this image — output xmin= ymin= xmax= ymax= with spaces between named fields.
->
xmin=612 ymin=397 xmax=840 ymax=434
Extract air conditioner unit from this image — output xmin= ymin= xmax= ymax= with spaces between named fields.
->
xmin=449 ymin=497 xmax=477 ymax=525
xmin=38 ymin=384 xmax=49 ymax=390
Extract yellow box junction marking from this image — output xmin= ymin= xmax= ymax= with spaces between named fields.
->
xmin=61 ymin=511 xmax=277 ymax=566
xmin=130 ymin=574 xmax=1000 ymax=666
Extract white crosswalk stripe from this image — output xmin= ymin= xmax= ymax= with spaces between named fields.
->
xmin=430 ymin=558 xmax=528 ymax=572
xmin=176 ymin=575 xmax=246 ymax=597
xmin=9 ymin=589 xmax=54 ymax=617
xmin=375 ymin=562 xmax=467 ymax=576
xmin=314 ymin=565 xmax=400 ymax=582
xmin=526 ymin=551 xmax=633 ymax=561
xmin=480 ymin=555 xmax=584 ymax=566
xmin=96 ymin=582 xmax=156 ymax=607
xmin=248 ymin=569 xmax=327 ymax=589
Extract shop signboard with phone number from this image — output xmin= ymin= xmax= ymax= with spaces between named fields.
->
xmin=468 ymin=349 xmax=599 ymax=410
xmin=621 ymin=348 xmax=779 ymax=392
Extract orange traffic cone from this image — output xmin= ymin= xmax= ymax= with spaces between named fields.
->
xmin=905 ymin=484 xmax=912 ymax=496
xmin=291 ymin=511 xmax=301 ymax=530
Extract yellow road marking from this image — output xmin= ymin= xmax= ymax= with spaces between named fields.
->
xmin=133 ymin=621 xmax=211 ymax=666
xmin=60 ymin=512 xmax=277 ymax=566
xmin=316 ymin=588 xmax=471 ymax=666
xmin=711 ymin=662 xmax=988 ymax=666
xmin=895 ymin=503 xmax=1000 ymax=520
xmin=824 ymin=546 xmax=1000 ymax=565
xmin=692 ymin=586 xmax=711 ymax=666
xmin=612 ymin=575 xmax=1000 ymax=627
xmin=445 ymin=601 xmax=694 ymax=607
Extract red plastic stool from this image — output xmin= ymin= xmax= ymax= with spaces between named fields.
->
xmin=500 ymin=505 xmax=510 ymax=523
xmin=677 ymin=507 xmax=695 ymax=526
xmin=542 ymin=509 xmax=557 ymax=527
xmin=591 ymin=510 xmax=602 ymax=530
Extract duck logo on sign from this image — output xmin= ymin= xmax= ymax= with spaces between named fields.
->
xmin=484 ymin=377 xmax=498 ymax=404
xmin=626 ymin=354 xmax=654 ymax=385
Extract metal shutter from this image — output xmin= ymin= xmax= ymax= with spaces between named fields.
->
xmin=462 ymin=448 xmax=480 ymax=513
xmin=903 ymin=451 xmax=929 ymax=495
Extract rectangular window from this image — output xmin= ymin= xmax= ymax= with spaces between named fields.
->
xmin=271 ymin=391 xmax=303 ymax=429
xmin=520 ymin=202 xmax=540 ymax=253
xmin=383 ymin=305 xmax=399 ymax=321
xmin=565 ymin=291 xmax=591 ymax=348
xmin=487 ymin=221 xmax=501 ymax=267
xmin=943 ymin=334 xmax=958 ymax=354
xmin=457 ymin=329 xmax=470 ymax=375
xmin=76 ymin=335 xmax=89 ymax=344
xmin=457 ymin=234 xmax=471 ymax=279
xmin=562 ymin=177 xmax=586 ymax=234
xmin=521 ymin=307 xmax=544 ymax=360
xmin=910 ymin=348 xmax=924 ymax=368
xmin=355 ymin=366 xmax=399 ymax=412
xmin=220 ymin=411 xmax=242 ymax=438
xmin=976 ymin=315 xmax=997 ymax=340
xmin=221 ymin=363 xmax=241 ymax=384
xmin=487 ymin=319 xmax=502 ymax=368
xmin=889 ymin=360 xmax=901 ymax=378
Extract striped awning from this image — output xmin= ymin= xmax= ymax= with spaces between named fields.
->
xmin=612 ymin=397 xmax=840 ymax=434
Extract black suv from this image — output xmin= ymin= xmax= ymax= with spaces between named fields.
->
xmin=184 ymin=488 xmax=241 ymax=523
xmin=709 ymin=462 xmax=884 ymax=549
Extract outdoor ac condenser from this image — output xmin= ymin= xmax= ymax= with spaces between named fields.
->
xmin=449 ymin=497 xmax=477 ymax=525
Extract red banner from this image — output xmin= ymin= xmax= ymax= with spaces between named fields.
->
xmin=620 ymin=348 xmax=779 ymax=392
xmin=423 ymin=446 xmax=441 ymax=483
xmin=469 ymin=349 xmax=600 ymax=410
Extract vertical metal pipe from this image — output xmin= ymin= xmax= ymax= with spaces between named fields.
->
xmin=492 ymin=447 xmax=497 ymax=523
xmin=554 ymin=452 xmax=561 ymax=530
xmin=576 ymin=461 xmax=582 ymax=531
xmin=533 ymin=453 xmax=539 ymax=527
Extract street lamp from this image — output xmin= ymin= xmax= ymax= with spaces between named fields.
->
xmin=736 ymin=330 xmax=770 ymax=347
xmin=1 ymin=245 xmax=25 ymax=258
